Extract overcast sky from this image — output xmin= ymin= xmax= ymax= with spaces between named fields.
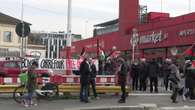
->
xmin=0 ymin=0 xmax=195 ymax=39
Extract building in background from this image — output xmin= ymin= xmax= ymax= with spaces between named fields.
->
xmin=61 ymin=0 xmax=195 ymax=63
xmin=0 ymin=12 xmax=45 ymax=58
xmin=0 ymin=12 xmax=30 ymax=57
xmin=0 ymin=12 xmax=82 ymax=59
xmin=29 ymin=32 xmax=82 ymax=59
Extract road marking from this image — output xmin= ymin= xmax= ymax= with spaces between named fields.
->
xmin=160 ymin=106 xmax=195 ymax=110
xmin=129 ymin=93 xmax=171 ymax=96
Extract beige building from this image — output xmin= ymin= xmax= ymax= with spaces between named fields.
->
xmin=0 ymin=12 xmax=46 ymax=58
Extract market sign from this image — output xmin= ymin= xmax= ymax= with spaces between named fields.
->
xmin=179 ymin=28 xmax=195 ymax=37
xmin=139 ymin=31 xmax=168 ymax=44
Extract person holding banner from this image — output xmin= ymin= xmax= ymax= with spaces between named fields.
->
xmin=79 ymin=57 xmax=90 ymax=103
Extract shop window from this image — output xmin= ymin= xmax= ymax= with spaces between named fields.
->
xmin=3 ymin=31 xmax=12 ymax=42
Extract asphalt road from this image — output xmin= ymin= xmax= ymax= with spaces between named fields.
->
xmin=0 ymin=93 xmax=194 ymax=110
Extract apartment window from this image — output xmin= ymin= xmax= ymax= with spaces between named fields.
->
xmin=3 ymin=31 xmax=12 ymax=42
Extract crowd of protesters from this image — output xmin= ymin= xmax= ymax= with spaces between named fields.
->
xmin=130 ymin=58 xmax=195 ymax=103
xmin=80 ymin=52 xmax=195 ymax=103
xmin=19 ymin=54 xmax=195 ymax=107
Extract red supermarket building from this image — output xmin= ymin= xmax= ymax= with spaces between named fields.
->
xmin=61 ymin=0 xmax=195 ymax=61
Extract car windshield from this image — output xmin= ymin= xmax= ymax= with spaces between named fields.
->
xmin=4 ymin=61 xmax=20 ymax=68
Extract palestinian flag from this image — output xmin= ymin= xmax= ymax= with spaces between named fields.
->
xmin=183 ymin=44 xmax=195 ymax=60
xmin=99 ymin=47 xmax=105 ymax=61
xmin=80 ymin=47 xmax=86 ymax=57
xmin=183 ymin=44 xmax=195 ymax=68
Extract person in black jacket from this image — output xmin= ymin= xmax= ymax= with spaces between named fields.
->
xmin=139 ymin=58 xmax=148 ymax=91
xmin=88 ymin=58 xmax=99 ymax=99
xmin=148 ymin=58 xmax=159 ymax=93
xmin=162 ymin=59 xmax=171 ymax=91
xmin=131 ymin=61 xmax=139 ymax=91
xmin=118 ymin=57 xmax=129 ymax=103
xmin=79 ymin=57 xmax=90 ymax=103
xmin=184 ymin=60 xmax=195 ymax=100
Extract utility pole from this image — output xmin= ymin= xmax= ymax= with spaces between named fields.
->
xmin=20 ymin=0 xmax=24 ymax=57
xmin=66 ymin=0 xmax=72 ymax=75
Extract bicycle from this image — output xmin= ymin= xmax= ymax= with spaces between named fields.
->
xmin=13 ymin=77 xmax=59 ymax=104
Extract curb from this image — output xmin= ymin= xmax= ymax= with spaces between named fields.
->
xmin=65 ymin=105 xmax=195 ymax=110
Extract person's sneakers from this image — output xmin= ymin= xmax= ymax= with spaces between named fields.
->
xmin=22 ymin=100 xmax=29 ymax=108
xmin=182 ymin=95 xmax=186 ymax=101
xmin=95 ymin=96 xmax=100 ymax=100
xmin=24 ymin=104 xmax=29 ymax=108
xmin=30 ymin=101 xmax=38 ymax=106
xmin=84 ymin=100 xmax=90 ymax=103
xmin=80 ymin=99 xmax=84 ymax=102
xmin=118 ymin=99 xmax=126 ymax=103
xmin=189 ymin=98 xmax=195 ymax=101
xmin=172 ymin=100 xmax=178 ymax=103
xmin=170 ymin=96 xmax=174 ymax=100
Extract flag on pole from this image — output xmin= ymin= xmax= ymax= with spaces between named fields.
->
xmin=99 ymin=47 xmax=105 ymax=61
xmin=182 ymin=44 xmax=195 ymax=60
xmin=80 ymin=47 xmax=86 ymax=57
xmin=183 ymin=46 xmax=193 ymax=56
xmin=182 ymin=44 xmax=195 ymax=68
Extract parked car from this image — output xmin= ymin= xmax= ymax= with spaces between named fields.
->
xmin=0 ymin=59 xmax=53 ymax=77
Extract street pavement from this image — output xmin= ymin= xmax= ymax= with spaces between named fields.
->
xmin=0 ymin=91 xmax=194 ymax=110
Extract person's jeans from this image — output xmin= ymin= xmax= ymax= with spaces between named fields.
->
xmin=25 ymin=90 xmax=34 ymax=104
xmin=140 ymin=78 xmax=147 ymax=91
xmin=88 ymin=79 xmax=97 ymax=97
xmin=80 ymin=82 xmax=89 ymax=102
xmin=150 ymin=77 xmax=158 ymax=92
xmin=132 ymin=76 xmax=138 ymax=90
xmin=120 ymin=81 xmax=126 ymax=101
xmin=171 ymin=87 xmax=179 ymax=102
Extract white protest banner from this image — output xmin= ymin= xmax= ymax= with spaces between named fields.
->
xmin=21 ymin=58 xmax=98 ymax=71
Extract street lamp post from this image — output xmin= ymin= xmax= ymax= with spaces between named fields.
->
xmin=20 ymin=0 xmax=24 ymax=57
xmin=130 ymin=28 xmax=139 ymax=62
xmin=66 ymin=0 xmax=72 ymax=75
